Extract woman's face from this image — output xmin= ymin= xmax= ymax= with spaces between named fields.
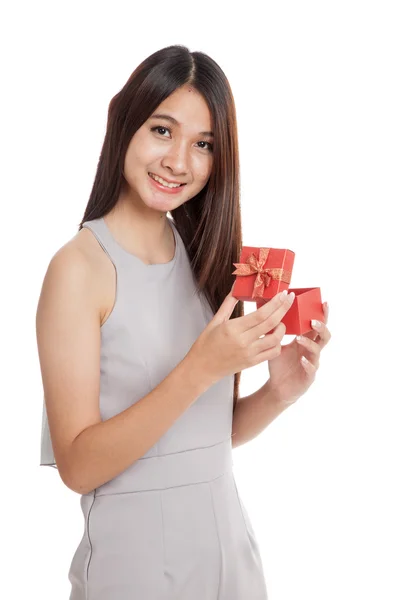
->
xmin=122 ymin=84 xmax=214 ymax=214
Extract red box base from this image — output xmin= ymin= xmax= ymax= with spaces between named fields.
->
xmin=254 ymin=288 xmax=325 ymax=335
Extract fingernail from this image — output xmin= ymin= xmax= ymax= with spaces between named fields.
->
xmin=311 ymin=319 xmax=321 ymax=328
xmin=288 ymin=292 xmax=295 ymax=304
xmin=279 ymin=290 xmax=288 ymax=300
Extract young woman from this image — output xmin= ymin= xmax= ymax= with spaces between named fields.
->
xmin=37 ymin=44 xmax=331 ymax=600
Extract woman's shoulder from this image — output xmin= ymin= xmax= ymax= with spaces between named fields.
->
xmin=48 ymin=227 xmax=103 ymax=283
xmin=41 ymin=228 xmax=114 ymax=329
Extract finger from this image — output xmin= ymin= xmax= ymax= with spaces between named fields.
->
xmin=309 ymin=318 xmax=331 ymax=347
xmin=303 ymin=329 xmax=320 ymax=342
xmin=323 ymin=301 xmax=329 ymax=324
xmin=300 ymin=355 xmax=318 ymax=375
xmin=295 ymin=335 xmax=321 ymax=363
xmin=236 ymin=291 xmax=288 ymax=333
xmin=304 ymin=318 xmax=324 ymax=341
xmin=252 ymin=321 xmax=286 ymax=352
xmin=215 ymin=284 xmax=239 ymax=324
xmin=246 ymin=292 xmax=295 ymax=339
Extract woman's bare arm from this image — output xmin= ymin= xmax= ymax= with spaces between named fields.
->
xmin=36 ymin=243 xmax=211 ymax=496
xmin=68 ymin=355 xmax=207 ymax=495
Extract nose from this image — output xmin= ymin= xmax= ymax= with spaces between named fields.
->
xmin=161 ymin=140 xmax=190 ymax=176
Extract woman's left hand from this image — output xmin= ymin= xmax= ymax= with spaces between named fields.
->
xmin=267 ymin=302 xmax=331 ymax=405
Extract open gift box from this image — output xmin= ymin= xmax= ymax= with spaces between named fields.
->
xmin=231 ymin=246 xmax=325 ymax=335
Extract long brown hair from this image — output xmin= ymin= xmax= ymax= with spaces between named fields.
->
xmin=78 ymin=44 xmax=244 ymax=415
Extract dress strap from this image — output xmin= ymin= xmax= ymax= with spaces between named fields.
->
xmin=81 ymin=217 xmax=121 ymax=270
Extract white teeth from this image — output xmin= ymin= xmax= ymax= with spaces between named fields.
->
xmin=149 ymin=173 xmax=182 ymax=188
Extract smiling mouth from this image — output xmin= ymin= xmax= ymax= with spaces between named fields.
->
xmin=148 ymin=172 xmax=186 ymax=188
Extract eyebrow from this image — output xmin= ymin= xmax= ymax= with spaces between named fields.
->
xmin=150 ymin=113 xmax=214 ymax=138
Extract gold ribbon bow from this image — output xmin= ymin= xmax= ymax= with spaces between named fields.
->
xmin=232 ymin=248 xmax=292 ymax=298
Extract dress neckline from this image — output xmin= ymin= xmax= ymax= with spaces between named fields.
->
xmin=101 ymin=216 xmax=179 ymax=269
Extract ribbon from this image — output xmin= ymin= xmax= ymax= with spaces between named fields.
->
xmin=232 ymin=247 xmax=292 ymax=298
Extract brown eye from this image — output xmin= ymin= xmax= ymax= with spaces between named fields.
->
xmin=151 ymin=126 xmax=171 ymax=137
xmin=197 ymin=141 xmax=213 ymax=152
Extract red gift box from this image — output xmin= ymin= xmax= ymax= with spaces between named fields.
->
xmin=255 ymin=288 xmax=325 ymax=335
xmin=232 ymin=247 xmax=295 ymax=301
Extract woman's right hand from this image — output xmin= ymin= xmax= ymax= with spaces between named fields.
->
xmin=187 ymin=288 xmax=295 ymax=386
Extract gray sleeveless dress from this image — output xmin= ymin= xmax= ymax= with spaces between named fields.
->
xmin=39 ymin=215 xmax=269 ymax=600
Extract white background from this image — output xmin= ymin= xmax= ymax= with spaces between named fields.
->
xmin=1 ymin=1 xmax=399 ymax=599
